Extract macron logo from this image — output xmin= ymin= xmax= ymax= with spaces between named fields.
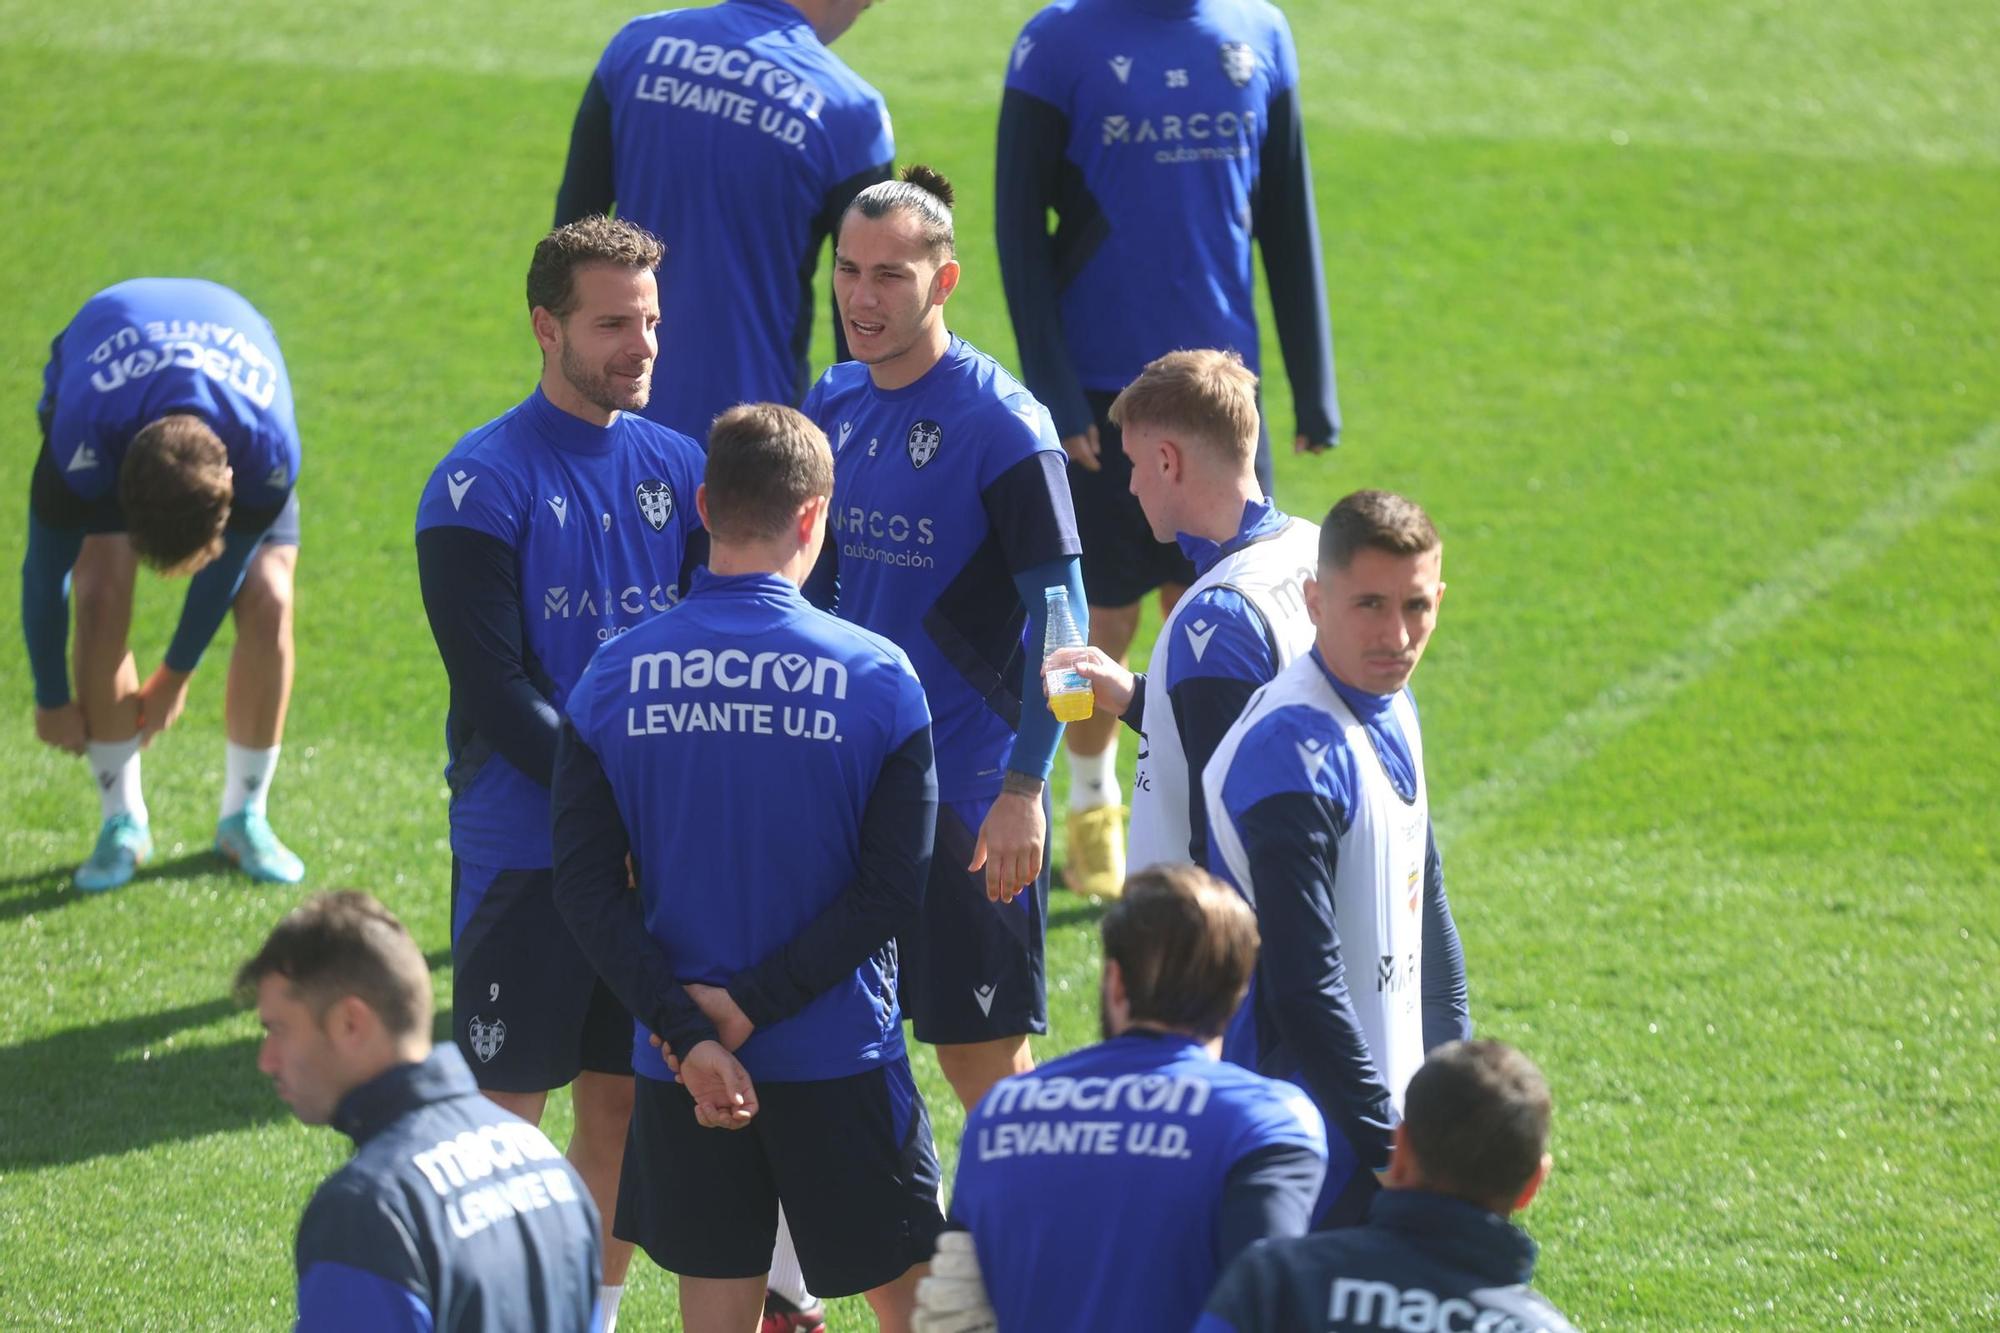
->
xmin=1184 ymin=619 xmax=1217 ymax=662
xmin=1013 ymin=36 xmax=1034 ymax=71
xmin=838 ymin=421 xmax=854 ymax=451
xmin=547 ymin=495 xmax=568 ymax=527
xmin=1296 ymin=736 xmax=1329 ymax=782
xmin=67 ymin=444 xmax=99 ymax=473
xmin=973 ymin=984 xmax=997 ymax=1016
xmin=1109 ymin=54 xmax=1133 ymax=83
xmin=446 ymin=470 xmax=476 ymax=510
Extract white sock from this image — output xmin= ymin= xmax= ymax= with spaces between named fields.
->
xmin=599 ymin=1284 xmax=623 ymax=1333
xmin=768 ymin=1207 xmax=814 ymax=1309
xmin=87 ymin=739 xmax=147 ymax=824
xmin=221 ymin=741 xmax=281 ymax=819
xmin=1067 ymin=743 xmax=1118 ymax=812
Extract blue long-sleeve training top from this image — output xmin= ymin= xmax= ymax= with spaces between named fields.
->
xmin=553 ymin=568 xmax=938 ymax=1082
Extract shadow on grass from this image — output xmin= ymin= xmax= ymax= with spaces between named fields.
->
xmin=0 ymin=850 xmax=238 ymax=925
xmin=0 ymin=948 xmax=452 ymax=1170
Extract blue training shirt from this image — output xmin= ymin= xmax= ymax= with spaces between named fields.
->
xmin=562 ymin=570 xmax=935 ymax=1082
xmin=998 ymin=0 xmax=1337 ymax=443
xmin=802 ymin=335 xmax=1079 ymax=802
xmin=952 ymin=1031 xmax=1327 ymax=1332
xmin=415 ymin=388 xmax=706 ymax=869
xmin=39 ymin=278 xmax=300 ymax=511
xmin=574 ymin=0 xmax=895 ymax=437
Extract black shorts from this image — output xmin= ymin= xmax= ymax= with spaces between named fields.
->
xmin=1069 ymin=388 xmax=1273 ymax=608
xmin=451 ymin=858 xmax=632 ymax=1093
xmin=616 ymin=1060 xmax=945 ymax=1298
xmin=897 ymin=793 xmax=1050 ymax=1046
xmin=30 ymin=444 xmax=301 ymax=546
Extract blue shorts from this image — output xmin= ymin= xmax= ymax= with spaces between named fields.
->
xmin=617 ymin=1058 xmax=945 ymax=1297
xmin=897 ymin=792 xmax=1050 ymax=1046
xmin=451 ymin=858 xmax=632 ymax=1093
xmin=1070 ymin=388 xmax=1271 ymax=608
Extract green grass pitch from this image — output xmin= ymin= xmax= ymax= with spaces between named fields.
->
xmin=2 ymin=0 xmax=1997 ymax=1326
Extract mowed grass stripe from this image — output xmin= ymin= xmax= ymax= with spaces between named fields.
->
xmin=1442 ymin=419 xmax=2000 ymax=836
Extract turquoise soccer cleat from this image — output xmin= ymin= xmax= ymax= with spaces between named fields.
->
xmin=74 ymin=813 xmax=153 ymax=893
xmin=215 ymin=811 xmax=307 ymax=885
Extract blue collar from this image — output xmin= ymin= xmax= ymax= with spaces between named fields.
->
xmin=861 ymin=334 xmax=968 ymax=402
xmin=730 ymin=0 xmax=813 ymax=29
xmin=525 ymin=385 xmax=621 ymax=456
xmin=1367 ymin=1190 xmax=1540 ymax=1286
xmin=1309 ymin=645 xmax=1400 ymax=723
xmin=331 ymin=1046 xmax=478 ymax=1147
xmin=686 ymin=567 xmax=809 ymax=607
xmin=1175 ymin=497 xmax=1288 ymax=575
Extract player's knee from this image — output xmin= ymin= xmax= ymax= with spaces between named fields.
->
xmin=233 ymin=558 xmax=295 ymax=642
xmin=573 ymin=1073 xmax=637 ymax=1135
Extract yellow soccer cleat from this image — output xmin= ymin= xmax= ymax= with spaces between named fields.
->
xmin=1064 ymin=803 xmax=1127 ymax=899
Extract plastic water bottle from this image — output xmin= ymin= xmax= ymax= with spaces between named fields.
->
xmin=1043 ymin=586 xmax=1094 ymax=723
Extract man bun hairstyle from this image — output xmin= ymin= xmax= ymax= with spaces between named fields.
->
xmin=1319 ymin=488 xmax=1440 ymax=571
xmin=233 ymin=890 xmax=434 ymax=1041
xmin=526 ymin=214 xmax=665 ymax=319
xmin=1102 ymin=864 xmax=1260 ymax=1039
xmin=120 ymin=414 xmax=232 ymax=574
xmin=1108 ymin=349 xmax=1261 ymax=467
xmin=845 ymin=164 xmax=956 ymax=258
xmin=703 ymin=403 xmax=834 ymax=544
xmin=1404 ymin=1040 xmax=1553 ymax=1210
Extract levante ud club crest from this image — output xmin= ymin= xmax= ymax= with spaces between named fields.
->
xmin=907 ymin=419 xmax=942 ymax=469
xmin=636 ymin=479 xmax=673 ymax=531
xmin=468 ymin=1015 xmax=506 ymax=1063
xmin=1219 ymin=41 xmax=1256 ymax=87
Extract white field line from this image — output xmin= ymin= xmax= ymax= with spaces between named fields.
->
xmin=1439 ymin=421 xmax=2000 ymax=836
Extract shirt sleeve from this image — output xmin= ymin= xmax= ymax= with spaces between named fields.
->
xmin=550 ymin=715 xmax=721 ymax=1058
xmin=415 ymin=525 xmax=562 ymax=788
xmin=1253 ymin=19 xmax=1339 ymax=448
xmin=1164 ymin=588 xmax=1279 ymax=860
xmin=162 ymin=528 xmax=266 ymax=674
xmin=981 ymin=449 xmax=1080 ymax=574
xmin=728 ymin=721 xmax=938 ymax=1028
xmin=1214 ymin=1141 xmax=1327 ymax=1269
xmin=21 ymin=508 xmax=84 ymax=708
xmin=294 ymin=1180 xmax=431 ymax=1332
xmin=994 ymin=86 xmax=1093 ymax=440
xmin=554 ymin=74 xmax=617 ymax=225
xmin=1235 ymin=789 xmax=1397 ymax=1172
xmin=1420 ymin=822 xmax=1472 ymax=1050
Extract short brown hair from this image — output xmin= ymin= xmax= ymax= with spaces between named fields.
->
xmin=703 ymin=403 xmax=834 ymax=543
xmin=1404 ymin=1040 xmax=1552 ymax=1209
xmin=233 ymin=890 xmax=433 ymax=1040
xmin=1108 ymin=349 xmax=1260 ymax=467
xmin=1319 ymin=489 xmax=1440 ymax=570
xmin=120 ymin=414 xmax=231 ymax=573
xmin=526 ymin=215 xmax=664 ymax=319
xmin=1102 ymin=864 xmax=1260 ymax=1039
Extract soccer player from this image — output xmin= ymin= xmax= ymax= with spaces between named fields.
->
xmin=556 ymin=0 xmax=895 ymax=439
xmin=552 ymin=403 xmax=945 ymax=1333
xmin=1205 ymin=490 xmax=1471 ymax=1229
xmin=1039 ymin=349 xmax=1320 ymax=872
xmin=1198 ymin=1041 xmax=1579 ymax=1333
xmin=802 ymin=165 xmax=1085 ymax=1112
xmin=931 ymin=864 xmax=1327 ymax=1333
xmin=238 ymin=890 xmax=602 ymax=1332
xmin=415 ymin=216 xmax=707 ymax=1329
xmin=997 ymin=0 xmax=1340 ymax=898
xmin=22 ymin=277 xmax=306 ymax=890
